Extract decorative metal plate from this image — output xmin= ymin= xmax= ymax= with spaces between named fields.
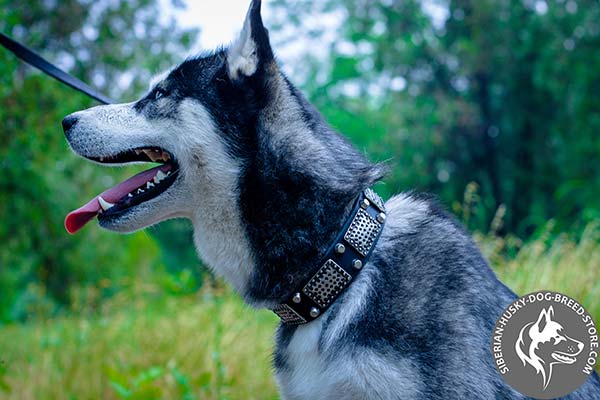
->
xmin=303 ymin=259 xmax=352 ymax=308
xmin=364 ymin=188 xmax=385 ymax=212
xmin=272 ymin=304 xmax=307 ymax=325
xmin=344 ymin=208 xmax=382 ymax=256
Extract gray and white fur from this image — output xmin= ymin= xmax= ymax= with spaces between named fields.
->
xmin=62 ymin=1 xmax=600 ymax=398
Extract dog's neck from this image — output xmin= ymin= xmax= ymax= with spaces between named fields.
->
xmin=236 ymin=73 xmax=384 ymax=306
xmin=239 ymin=169 xmax=358 ymax=306
xmin=271 ymin=188 xmax=386 ymax=324
xmin=190 ymin=72 xmax=383 ymax=308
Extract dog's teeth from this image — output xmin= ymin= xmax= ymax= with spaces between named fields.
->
xmin=146 ymin=181 xmax=155 ymax=189
xmin=154 ymin=170 xmax=167 ymax=183
xmin=128 ymin=193 xmax=133 ymax=198
xmin=134 ymin=150 xmax=142 ymax=155
xmin=98 ymin=196 xmax=114 ymax=211
xmin=142 ymin=149 xmax=163 ymax=162
xmin=136 ymin=188 xmax=144 ymax=194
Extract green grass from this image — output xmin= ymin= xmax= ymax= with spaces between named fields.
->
xmin=479 ymin=222 xmax=600 ymax=319
xmin=0 ymin=283 xmax=280 ymax=400
xmin=0 ymin=225 xmax=598 ymax=399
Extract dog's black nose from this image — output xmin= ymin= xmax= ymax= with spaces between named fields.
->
xmin=62 ymin=114 xmax=78 ymax=134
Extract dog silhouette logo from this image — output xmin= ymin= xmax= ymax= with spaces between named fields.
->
xmin=491 ymin=291 xmax=599 ymax=399
xmin=515 ymin=306 xmax=584 ymax=389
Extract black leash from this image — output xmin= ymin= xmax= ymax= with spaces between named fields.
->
xmin=0 ymin=32 xmax=114 ymax=104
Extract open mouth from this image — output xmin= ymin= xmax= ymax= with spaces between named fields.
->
xmin=65 ymin=147 xmax=179 ymax=234
xmin=552 ymin=351 xmax=578 ymax=364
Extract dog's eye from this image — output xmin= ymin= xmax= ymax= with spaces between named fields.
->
xmin=154 ymin=88 xmax=168 ymax=100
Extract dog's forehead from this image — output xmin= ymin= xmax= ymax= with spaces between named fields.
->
xmin=165 ymin=51 xmax=225 ymax=88
xmin=145 ymin=51 xmax=225 ymax=95
xmin=149 ymin=70 xmax=171 ymax=90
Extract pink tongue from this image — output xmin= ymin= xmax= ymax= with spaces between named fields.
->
xmin=65 ymin=164 xmax=171 ymax=234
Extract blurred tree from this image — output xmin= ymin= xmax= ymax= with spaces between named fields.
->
xmin=270 ymin=0 xmax=600 ymax=237
xmin=0 ymin=0 xmax=199 ymax=322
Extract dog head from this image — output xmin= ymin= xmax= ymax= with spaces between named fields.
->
xmin=515 ymin=306 xmax=584 ymax=388
xmin=62 ymin=0 xmax=383 ymax=299
xmin=63 ymin=0 xmax=274 ymax=233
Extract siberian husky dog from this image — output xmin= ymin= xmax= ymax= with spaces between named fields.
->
xmin=62 ymin=1 xmax=600 ymax=398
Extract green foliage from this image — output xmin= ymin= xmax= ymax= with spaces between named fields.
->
xmin=271 ymin=0 xmax=600 ymax=237
xmin=0 ymin=358 xmax=9 ymax=394
xmin=0 ymin=283 xmax=280 ymax=399
xmin=108 ymin=365 xmax=165 ymax=399
xmin=485 ymin=222 xmax=600 ymax=306
xmin=0 ymin=0 xmax=199 ymax=323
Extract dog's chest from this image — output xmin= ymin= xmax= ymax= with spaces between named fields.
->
xmin=275 ymin=322 xmax=340 ymax=400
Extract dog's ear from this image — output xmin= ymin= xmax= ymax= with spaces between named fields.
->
xmin=535 ymin=307 xmax=551 ymax=333
xmin=227 ymin=0 xmax=274 ymax=80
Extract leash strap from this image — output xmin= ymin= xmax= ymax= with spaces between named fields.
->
xmin=0 ymin=32 xmax=114 ymax=104
xmin=272 ymin=188 xmax=386 ymax=325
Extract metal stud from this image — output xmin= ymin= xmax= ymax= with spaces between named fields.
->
xmin=334 ymin=243 xmax=346 ymax=254
xmin=360 ymin=198 xmax=370 ymax=209
xmin=272 ymin=304 xmax=307 ymax=324
xmin=310 ymin=307 xmax=320 ymax=318
xmin=292 ymin=292 xmax=302 ymax=303
xmin=377 ymin=212 xmax=386 ymax=223
xmin=352 ymin=259 xmax=363 ymax=269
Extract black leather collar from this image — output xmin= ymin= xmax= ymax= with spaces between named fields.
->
xmin=272 ymin=188 xmax=386 ymax=325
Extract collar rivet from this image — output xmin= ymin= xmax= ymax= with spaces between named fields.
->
xmin=352 ymin=259 xmax=363 ymax=269
xmin=292 ymin=292 xmax=302 ymax=303
xmin=360 ymin=198 xmax=370 ymax=209
xmin=310 ymin=307 xmax=320 ymax=318
xmin=334 ymin=243 xmax=346 ymax=254
xmin=377 ymin=212 xmax=386 ymax=223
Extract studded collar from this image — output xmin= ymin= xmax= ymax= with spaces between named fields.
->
xmin=272 ymin=188 xmax=386 ymax=325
